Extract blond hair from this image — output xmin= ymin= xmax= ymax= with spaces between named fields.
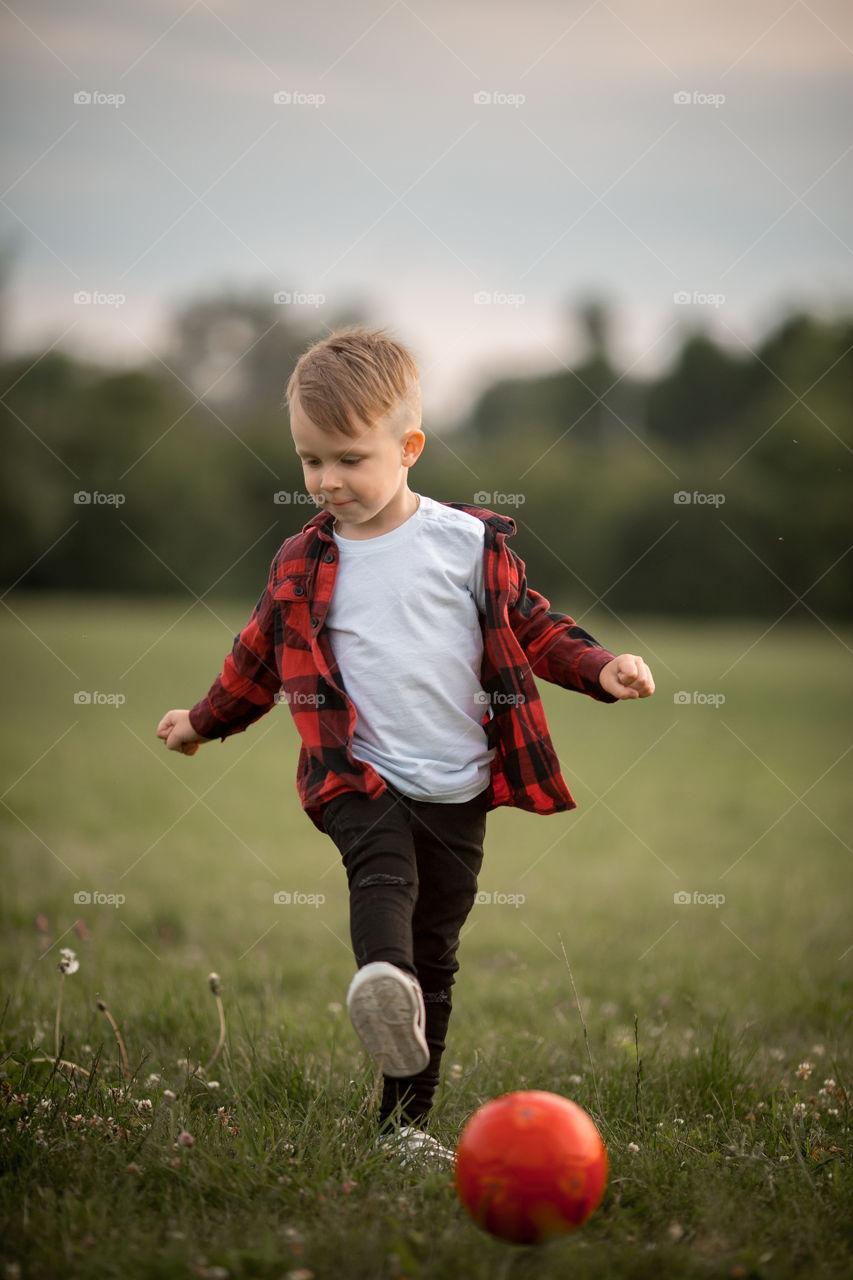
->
xmin=286 ymin=327 xmax=420 ymax=437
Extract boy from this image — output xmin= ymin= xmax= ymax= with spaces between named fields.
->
xmin=157 ymin=328 xmax=654 ymax=1162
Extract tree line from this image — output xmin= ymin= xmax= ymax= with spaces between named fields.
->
xmin=2 ymin=294 xmax=850 ymax=619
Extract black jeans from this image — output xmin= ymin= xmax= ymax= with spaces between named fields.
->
xmin=322 ymin=782 xmax=489 ymax=1126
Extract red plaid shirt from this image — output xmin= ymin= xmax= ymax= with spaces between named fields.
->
xmin=189 ymin=504 xmax=617 ymax=829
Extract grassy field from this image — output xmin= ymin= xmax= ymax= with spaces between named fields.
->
xmin=1 ymin=594 xmax=850 ymax=1279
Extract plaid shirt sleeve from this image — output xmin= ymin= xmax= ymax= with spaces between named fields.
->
xmin=503 ymin=544 xmax=617 ymax=702
xmin=187 ymin=554 xmax=283 ymax=740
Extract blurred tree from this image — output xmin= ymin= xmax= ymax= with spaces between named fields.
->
xmin=2 ymin=299 xmax=850 ymax=618
xmin=469 ymin=297 xmax=638 ymax=448
xmin=643 ymin=331 xmax=753 ymax=444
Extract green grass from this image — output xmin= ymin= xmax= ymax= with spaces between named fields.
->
xmin=1 ymin=594 xmax=851 ymax=1279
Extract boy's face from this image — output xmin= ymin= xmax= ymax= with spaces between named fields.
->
xmin=290 ymin=391 xmax=425 ymax=540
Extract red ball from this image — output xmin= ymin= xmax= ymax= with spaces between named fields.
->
xmin=454 ymin=1090 xmax=608 ymax=1244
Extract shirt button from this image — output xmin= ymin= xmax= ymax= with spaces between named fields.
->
xmin=324 ymin=552 xmax=335 ymax=563
xmin=293 ymin=585 xmax=304 ymax=596
xmin=311 ymin=616 xmax=319 ymax=628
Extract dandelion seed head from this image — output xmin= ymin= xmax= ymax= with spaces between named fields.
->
xmin=58 ymin=948 xmax=79 ymax=975
xmin=627 ymin=1142 xmax=640 ymax=1153
xmin=208 ymin=973 xmax=222 ymax=996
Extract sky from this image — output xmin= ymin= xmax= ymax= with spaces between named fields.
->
xmin=1 ymin=0 xmax=852 ymax=420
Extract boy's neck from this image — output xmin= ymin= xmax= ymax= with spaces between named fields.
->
xmin=334 ymin=490 xmax=421 ymax=541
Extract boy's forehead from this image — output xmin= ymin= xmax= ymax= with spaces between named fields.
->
xmin=290 ymin=406 xmax=370 ymax=449
xmin=290 ymin=400 xmax=404 ymax=450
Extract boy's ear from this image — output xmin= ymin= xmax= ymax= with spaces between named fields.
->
xmin=402 ymin=427 xmax=426 ymax=466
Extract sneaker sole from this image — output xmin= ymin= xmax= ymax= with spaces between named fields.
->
xmin=346 ymin=961 xmax=429 ymax=1078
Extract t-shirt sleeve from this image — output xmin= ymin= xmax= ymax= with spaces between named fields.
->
xmin=469 ymin=523 xmax=487 ymax=614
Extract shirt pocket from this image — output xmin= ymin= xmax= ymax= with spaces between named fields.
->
xmin=273 ymin=575 xmax=312 ymax=649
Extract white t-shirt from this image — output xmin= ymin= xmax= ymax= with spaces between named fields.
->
xmin=326 ymin=495 xmax=493 ymax=802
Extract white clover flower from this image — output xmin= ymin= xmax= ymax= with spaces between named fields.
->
xmin=58 ymin=948 xmax=79 ymax=975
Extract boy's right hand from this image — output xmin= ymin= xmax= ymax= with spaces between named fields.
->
xmin=157 ymin=709 xmax=209 ymax=756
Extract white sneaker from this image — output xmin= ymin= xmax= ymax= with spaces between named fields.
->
xmin=346 ymin=961 xmax=429 ymax=1078
xmin=377 ymin=1124 xmax=455 ymax=1169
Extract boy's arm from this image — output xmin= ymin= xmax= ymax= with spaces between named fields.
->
xmin=504 ymin=547 xmax=651 ymax=702
xmin=186 ymin=570 xmax=283 ymax=742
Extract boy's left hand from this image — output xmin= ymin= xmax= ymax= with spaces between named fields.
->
xmin=599 ymin=654 xmax=655 ymax=700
